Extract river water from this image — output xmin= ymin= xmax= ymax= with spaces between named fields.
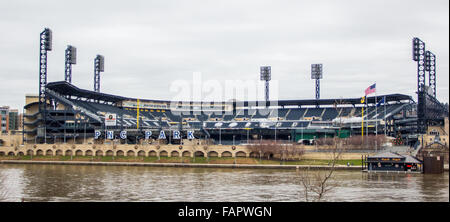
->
xmin=0 ymin=164 xmax=448 ymax=202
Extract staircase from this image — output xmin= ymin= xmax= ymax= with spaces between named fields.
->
xmin=46 ymin=89 xmax=102 ymax=123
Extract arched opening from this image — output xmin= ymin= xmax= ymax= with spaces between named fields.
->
xmin=75 ymin=150 xmax=83 ymax=156
xmin=85 ymin=150 xmax=93 ymax=156
xmin=18 ymin=152 xmax=24 ymax=156
xmin=65 ymin=150 xmax=72 ymax=156
xmin=96 ymin=150 xmax=103 ymax=156
xmin=55 ymin=150 xmax=63 ymax=156
xmin=138 ymin=150 xmax=146 ymax=157
xmin=159 ymin=150 xmax=168 ymax=157
xmin=194 ymin=151 xmax=204 ymax=157
xmin=208 ymin=151 xmax=218 ymax=157
xmin=27 ymin=150 xmax=33 ymax=156
xmin=182 ymin=151 xmax=191 ymax=157
xmin=116 ymin=150 xmax=124 ymax=157
xmin=221 ymin=151 xmax=232 ymax=157
xmin=0 ymin=152 xmax=5 ymax=156
xmin=45 ymin=149 xmax=53 ymax=156
xmin=148 ymin=151 xmax=157 ymax=157
xmin=236 ymin=151 xmax=247 ymax=157
xmin=127 ymin=150 xmax=135 ymax=157
xmin=249 ymin=152 xmax=259 ymax=158
xmin=36 ymin=149 xmax=44 ymax=156
xmin=264 ymin=152 xmax=274 ymax=159
xmin=170 ymin=151 xmax=179 ymax=157
xmin=106 ymin=150 xmax=114 ymax=156
xmin=8 ymin=152 xmax=15 ymax=156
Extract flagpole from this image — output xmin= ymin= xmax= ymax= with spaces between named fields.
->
xmin=365 ymin=94 xmax=368 ymax=139
xmin=361 ymin=96 xmax=364 ymax=147
xmin=384 ymin=95 xmax=387 ymax=136
xmin=375 ymin=82 xmax=377 ymax=152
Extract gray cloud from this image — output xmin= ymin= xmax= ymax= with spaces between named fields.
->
xmin=0 ymin=0 xmax=448 ymax=110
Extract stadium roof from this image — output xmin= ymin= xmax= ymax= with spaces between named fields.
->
xmin=46 ymin=81 xmax=128 ymax=103
xmin=246 ymin=94 xmax=413 ymax=107
xmin=46 ymin=81 xmax=414 ymax=106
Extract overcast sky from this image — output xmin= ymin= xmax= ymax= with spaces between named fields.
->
xmin=0 ymin=0 xmax=448 ymax=110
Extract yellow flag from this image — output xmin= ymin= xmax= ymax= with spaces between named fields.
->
xmin=361 ymin=96 xmax=365 ymax=104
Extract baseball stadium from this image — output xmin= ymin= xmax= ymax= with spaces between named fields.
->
xmin=2 ymin=28 xmax=449 ymax=163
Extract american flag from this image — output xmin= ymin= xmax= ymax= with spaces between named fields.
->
xmin=365 ymin=83 xmax=376 ymax=96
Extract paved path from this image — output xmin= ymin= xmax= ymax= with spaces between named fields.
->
xmin=1 ymin=160 xmax=363 ymax=170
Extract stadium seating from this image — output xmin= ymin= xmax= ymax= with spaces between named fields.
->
xmin=304 ymin=108 xmax=324 ymax=118
xmin=286 ymin=109 xmax=306 ymax=120
xmin=65 ymin=97 xmax=407 ymax=130
xmin=322 ymin=109 xmax=339 ymax=120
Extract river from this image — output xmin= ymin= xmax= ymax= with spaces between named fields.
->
xmin=0 ymin=164 xmax=448 ymax=202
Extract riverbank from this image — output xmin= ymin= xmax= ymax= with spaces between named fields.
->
xmin=0 ymin=159 xmax=363 ymax=170
xmin=0 ymin=155 xmax=363 ymax=165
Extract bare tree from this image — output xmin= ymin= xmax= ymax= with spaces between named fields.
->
xmin=297 ymin=99 xmax=346 ymax=202
xmin=247 ymin=140 xmax=304 ymax=161
xmin=297 ymin=145 xmax=343 ymax=202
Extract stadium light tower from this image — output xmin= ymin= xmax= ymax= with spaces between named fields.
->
xmin=38 ymin=28 xmax=52 ymax=143
xmin=64 ymin=45 xmax=77 ymax=83
xmin=94 ymin=55 xmax=104 ymax=92
xmin=412 ymin=37 xmax=426 ymax=134
xmin=425 ymin=51 xmax=437 ymax=98
xmin=260 ymin=66 xmax=271 ymax=102
xmin=39 ymin=28 xmax=52 ymax=110
xmin=311 ymin=64 xmax=323 ymax=100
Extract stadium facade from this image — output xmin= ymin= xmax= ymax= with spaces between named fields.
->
xmin=22 ymin=28 xmax=449 ymax=148
xmin=24 ymin=80 xmax=423 ymax=146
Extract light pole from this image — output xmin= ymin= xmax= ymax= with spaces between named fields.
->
xmin=247 ymin=129 xmax=249 ymax=144
xmin=301 ymin=128 xmax=303 ymax=143
xmin=314 ymin=136 xmax=317 ymax=150
xmin=233 ymin=135 xmax=235 ymax=146
xmin=274 ymin=127 xmax=277 ymax=142
xmin=169 ymin=130 xmax=171 ymax=145
xmin=84 ymin=122 xmax=87 ymax=144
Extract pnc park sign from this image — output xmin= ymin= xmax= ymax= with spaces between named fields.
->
xmin=94 ymin=130 xmax=195 ymax=140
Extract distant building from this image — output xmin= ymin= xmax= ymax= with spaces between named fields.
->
xmin=423 ymin=117 xmax=449 ymax=147
xmin=416 ymin=117 xmax=449 ymax=163
xmin=0 ymin=106 xmax=9 ymax=134
xmin=0 ymin=106 xmax=22 ymax=134
xmin=365 ymin=152 xmax=422 ymax=172
xmin=9 ymin=109 xmax=20 ymax=131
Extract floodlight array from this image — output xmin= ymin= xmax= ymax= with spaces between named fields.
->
xmin=425 ymin=51 xmax=436 ymax=98
xmin=64 ymin=45 xmax=77 ymax=83
xmin=94 ymin=55 xmax=105 ymax=92
xmin=311 ymin=64 xmax=323 ymax=80
xmin=260 ymin=66 xmax=271 ymax=81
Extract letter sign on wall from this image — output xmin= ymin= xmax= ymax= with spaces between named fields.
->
xmin=94 ymin=130 xmax=101 ymax=139
xmin=158 ymin=130 xmax=166 ymax=139
xmin=145 ymin=131 xmax=152 ymax=140
xmin=120 ymin=131 xmax=127 ymax=139
xmin=107 ymin=131 xmax=114 ymax=140
xmin=187 ymin=131 xmax=195 ymax=139
xmin=173 ymin=130 xmax=180 ymax=139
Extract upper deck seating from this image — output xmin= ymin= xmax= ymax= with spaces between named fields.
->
xmin=286 ymin=109 xmax=306 ymax=120
xmin=304 ymin=108 xmax=324 ymax=117
xmin=322 ymin=109 xmax=339 ymax=121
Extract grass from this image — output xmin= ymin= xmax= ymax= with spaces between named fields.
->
xmin=0 ymin=155 xmax=362 ymax=166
